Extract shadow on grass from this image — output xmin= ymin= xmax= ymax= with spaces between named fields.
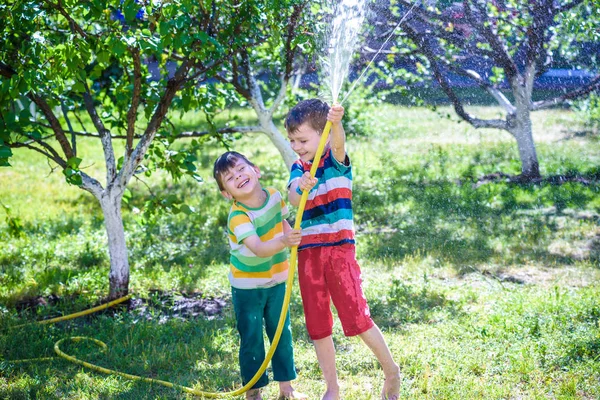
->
xmin=556 ymin=336 xmax=600 ymax=369
xmin=355 ymin=163 xmax=600 ymax=271
xmin=21 ymin=213 xmax=89 ymax=237
xmin=369 ymin=278 xmax=464 ymax=329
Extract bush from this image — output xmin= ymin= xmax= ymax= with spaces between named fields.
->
xmin=573 ymin=92 xmax=600 ymax=134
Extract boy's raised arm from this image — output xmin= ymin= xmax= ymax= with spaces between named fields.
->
xmin=329 ymin=104 xmax=346 ymax=164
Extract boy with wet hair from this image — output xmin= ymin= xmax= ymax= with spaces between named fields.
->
xmin=213 ymin=151 xmax=307 ymax=400
xmin=285 ymin=100 xmax=401 ymax=400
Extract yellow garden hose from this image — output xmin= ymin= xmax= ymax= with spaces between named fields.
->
xmin=9 ymin=121 xmax=334 ymax=398
xmin=9 ymin=294 xmax=133 ymax=330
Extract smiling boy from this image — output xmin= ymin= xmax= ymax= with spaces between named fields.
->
xmin=213 ymin=151 xmax=307 ymax=400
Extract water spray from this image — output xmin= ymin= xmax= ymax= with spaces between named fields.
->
xmin=341 ymin=0 xmax=419 ymax=105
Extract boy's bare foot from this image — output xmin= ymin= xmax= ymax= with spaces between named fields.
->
xmin=278 ymin=381 xmax=308 ymax=399
xmin=322 ymin=389 xmax=340 ymax=400
xmin=381 ymin=370 xmax=401 ymax=400
xmin=246 ymin=388 xmax=262 ymax=400
xmin=278 ymin=390 xmax=308 ymax=400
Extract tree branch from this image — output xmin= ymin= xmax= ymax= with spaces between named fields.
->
xmin=32 ymin=123 xmax=264 ymax=139
xmin=9 ymin=140 xmax=66 ymax=168
xmin=269 ymin=3 xmax=306 ymax=120
xmin=79 ymin=171 xmax=105 ymax=198
xmin=222 ymin=56 xmax=252 ymax=100
xmin=387 ymin=6 xmax=496 ymax=59
xmin=61 ymin=101 xmax=77 ymax=155
xmin=525 ymin=1 xmax=553 ymax=69
xmin=28 ymin=93 xmax=74 ymax=159
xmin=121 ymin=60 xmax=192 ymax=186
xmin=269 ymin=76 xmax=290 ymax=120
xmin=283 ymin=2 xmax=306 ymax=80
xmin=394 ymin=0 xmax=455 ymax=24
xmin=43 ymin=0 xmax=88 ymax=39
xmin=404 ymin=23 xmax=508 ymax=130
xmin=462 ymin=0 xmax=520 ymax=81
xmin=126 ymin=47 xmax=142 ymax=157
xmin=82 ymin=82 xmax=116 ymax=183
xmin=0 ymin=61 xmax=16 ymax=78
xmin=448 ymin=65 xmax=516 ymax=113
xmin=531 ymin=74 xmax=600 ymax=110
xmin=180 ymin=125 xmax=264 ymax=137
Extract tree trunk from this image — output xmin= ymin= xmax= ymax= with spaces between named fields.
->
xmin=511 ymin=114 xmax=540 ymax=179
xmin=246 ymin=73 xmax=296 ymax=169
xmin=261 ymin=119 xmax=297 ymax=169
xmin=511 ymin=86 xmax=541 ymax=180
xmin=99 ymin=189 xmax=129 ymax=300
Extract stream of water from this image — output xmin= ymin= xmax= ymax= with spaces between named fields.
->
xmin=320 ymin=0 xmax=418 ymax=105
xmin=322 ymin=0 xmax=369 ymax=104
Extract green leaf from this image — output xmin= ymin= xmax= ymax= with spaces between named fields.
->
xmin=159 ymin=21 xmax=171 ymax=36
xmin=72 ymin=81 xmax=86 ymax=93
xmin=122 ymin=187 xmax=132 ymax=204
xmin=18 ymin=108 xmax=31 ymax=122
xmin=181 ymin=92 xmax=191 ymax=111
xmin=123 ymin=0 xmax=139 ymax=22
xmin=29 ymin=129 xmax=43 ymax=140
xmin=0 ymin=145 xmax=13 ymax=158
xmin=163 ymin=194 xmax=178 ymax=206
xmin=62 ymin=167 xmax=83 ymax=186
xmin=195 ymin=31 xmax=209 ymax=43
xmin=66 ymin=157 xmax=82 ymax=168
xmin=179 ymin=204 xmax=195 ymax=215
xmin=97 ymin=51 xmax=110 ymax=64
xmin=112 ymin=39 xmax=127 ymax=56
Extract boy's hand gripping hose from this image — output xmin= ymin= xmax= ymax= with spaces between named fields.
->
xmin=8 ymin=121 xmax=334 ymax=398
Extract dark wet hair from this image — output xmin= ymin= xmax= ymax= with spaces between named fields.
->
xmin=284 ymin=99 xmax=330 ymax=135
xmin=213 ymin=151 xmax=256 ymax=191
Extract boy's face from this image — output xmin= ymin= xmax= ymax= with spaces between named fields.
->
xmin=219 ymin=159 xmax=261 ymax=201
xmin=288 ymin=123 xmax=324 ymax=162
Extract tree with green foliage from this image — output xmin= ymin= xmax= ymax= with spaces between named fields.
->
xmin=182 ymin=1 xmax=315 ymax=168
xmin=376 ymin=0 xmax=600 ymax=179
xmin=0 ymin=0 xmax=308 ymax=299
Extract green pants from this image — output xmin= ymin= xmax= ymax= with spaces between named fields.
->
xmin=231 ymin=282 xmax=297 ymax=389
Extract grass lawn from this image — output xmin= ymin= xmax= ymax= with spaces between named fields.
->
xmin=1 ymin=104 xmax=599 ymax=399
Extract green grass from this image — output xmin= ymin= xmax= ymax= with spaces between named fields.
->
xmin=1 ymin=105 xmax=599 ymax=399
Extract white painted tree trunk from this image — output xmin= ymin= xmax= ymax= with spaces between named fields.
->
xmin=247 ymin=74 xmax=296 ymax=169
xmin=511 ymin=109 xmax=540 ymax=179
xmin=259 ymin=117 xmax=296 ymax=169
xmin=511 ymin=80 xmax=541 ymax=179
xmin=99 ymin=188 xmax=129 ymax=299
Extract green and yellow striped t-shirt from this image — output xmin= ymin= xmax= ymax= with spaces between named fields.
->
xmin=227 ymin=187 xmax=290 ymax=289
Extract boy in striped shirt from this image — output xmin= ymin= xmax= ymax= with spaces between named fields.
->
xmin=285 ymin=100 xmax=401 ymax=400
xmin=214 ymin=151 xmax=307 ymax=400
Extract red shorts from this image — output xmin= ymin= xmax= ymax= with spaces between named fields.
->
xmin=298 ymin=243 xmax=374 ymax=340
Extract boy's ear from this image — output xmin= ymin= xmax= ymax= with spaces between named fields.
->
xmin=254 ymin=166 xmax=261 ymax=178
xmin=221 ymin=190 xmax=233 ymax=200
